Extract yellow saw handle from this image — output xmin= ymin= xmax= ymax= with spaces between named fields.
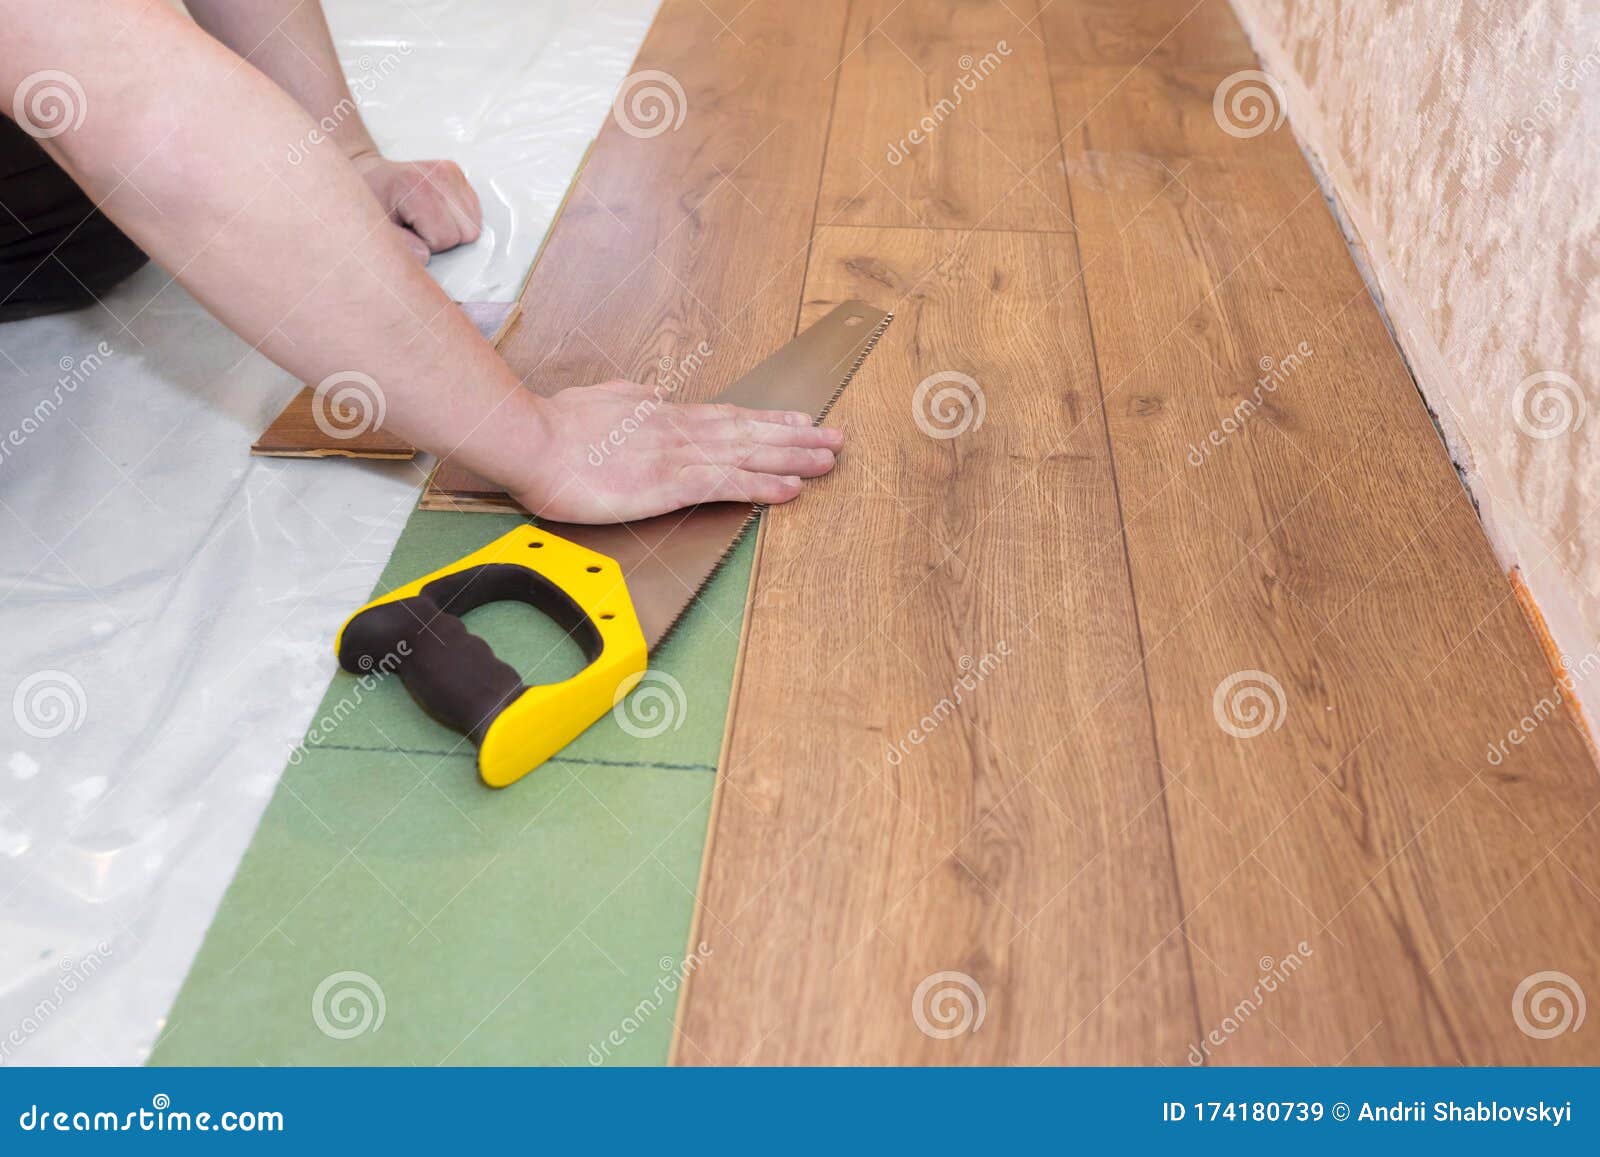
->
xmin=334 ymin=524 xmax=648 ymax=788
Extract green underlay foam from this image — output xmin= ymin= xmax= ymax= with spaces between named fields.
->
xmin=150 ymin=511 xmax=753 ymax=1066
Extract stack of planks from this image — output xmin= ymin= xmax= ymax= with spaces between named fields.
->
xmin=452 ymin=0 xmax=1600 ymax=1063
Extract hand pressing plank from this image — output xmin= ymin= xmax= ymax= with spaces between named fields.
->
xmin=0 ymin=0 xmax=838 ymax=521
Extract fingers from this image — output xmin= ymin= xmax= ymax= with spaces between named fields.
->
xmin=676 ymin=466 xmax=806 ymax=506
xmin=676 ymin=404 xmax=815 ymax=429
xmin=393 ymin=224 xmax=430 ymax=264
xmin=394 ymin=161 xmax=482 ymax=253
xmin=668 ymin=407 xmax=845 ymax=450
xmin=709 ymin=417 xmax=843 ymax=449
xmin=673 ymin=421 xmax=846 ymax=506
xmin=395 ymin=187 xmax=468 ymax=252
xmin=692 ymin=440 xmax=836 ymax=477
xmin=441 ymin=160 xmax=483 ymax=232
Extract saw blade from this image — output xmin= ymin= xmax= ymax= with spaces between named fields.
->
xmin=536 ymin=300 xmax=892 ymax=649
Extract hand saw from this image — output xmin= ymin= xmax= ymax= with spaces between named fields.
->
xmin=334 ymin=300 xmax=892 ymax=787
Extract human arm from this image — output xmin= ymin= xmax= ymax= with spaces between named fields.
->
xmin=0 ymin=0 xmax=839 ymax=519
xmin=183 ymin=0 xmax=479 ymax=261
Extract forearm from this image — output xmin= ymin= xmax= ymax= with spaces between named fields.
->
xmin=1 ymin=0 xmax=540 ymax=491
xmin=183 ymin=0 xmax=378 ymax=159
xmin=0 ymin=1 xmax=844 ymax=526
xmin=182 ymin=1 xmax=480 ymax=260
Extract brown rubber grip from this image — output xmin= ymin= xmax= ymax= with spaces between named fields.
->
xmin=337 ymin=561 xmax=603 ymax=746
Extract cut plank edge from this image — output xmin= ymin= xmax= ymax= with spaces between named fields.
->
xmin=1510 ymin=565 xmax=1600 ymax=769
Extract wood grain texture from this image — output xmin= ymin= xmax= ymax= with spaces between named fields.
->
xmin=1054 ymin=47 xmax=1600 ymax=1063
xmin=1051 ymin=64 xmax=1301 ymax=169
xmin=816 ymin=0 xmax=1072 ymax=231
xmin=675 ymin=226 xmax=1197 ymax=1064
xmin=251 ymin=400 xmax=414 ymax=459
xmin=672 ymin=0 xmax=1600 ymax=1065
xmin=252 ymin=302 xmax=517 ymax=459
xmin=426 ymin=0 xmax=851 ymax=504
xmin=1041 ymin=0 xmax=1256 ymax=68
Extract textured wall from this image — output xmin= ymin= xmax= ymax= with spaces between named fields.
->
xmin=1231 ymin=0 xmax=1600 ymax=716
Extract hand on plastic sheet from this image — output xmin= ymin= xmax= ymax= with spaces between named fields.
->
xmin=352 ymin=152 xmax=484 ymax=262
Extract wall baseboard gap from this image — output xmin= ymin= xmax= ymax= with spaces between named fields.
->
xmin=1228 ymin=0 xmax=1600 ymax=748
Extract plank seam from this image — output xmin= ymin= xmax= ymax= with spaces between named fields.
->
xmin=812 ymin=222 xmax=1081 ymax=235
xmin=1041 ymin=4 xmax=1208 ymax=1057
xmin=670 ymin=0 xmax=858 ymax=1068
xmin=789 ymin=0 xmax=858 ymax=338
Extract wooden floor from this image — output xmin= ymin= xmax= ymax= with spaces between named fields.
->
xmin=514 ymin=0 xmax=1600 ymax=1062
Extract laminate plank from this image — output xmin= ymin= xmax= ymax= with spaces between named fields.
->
xmin=1041 ymin=0 xmax=1256 ymax=68
xmin=251 ymin=400 xmax=414 ymax=459
xmin=816 ymin=0 xmax=1072 ymax=231
xmin=675 ymin=226 xmax=1197 ymax=1064
xmin=1053 ymin=47 xmax=1600 ymax=1062
xmin=1051 ymin=64 xmax=1301 ymax=169
xmin=427 ymin=0 xmax=851 ymax=503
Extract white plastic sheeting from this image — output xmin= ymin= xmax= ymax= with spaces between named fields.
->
xmin=0 ymin=0 xmax=656 ymax=1064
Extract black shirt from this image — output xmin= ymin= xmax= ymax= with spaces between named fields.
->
xmin=0 ymin=116 xmax=147 ymax=322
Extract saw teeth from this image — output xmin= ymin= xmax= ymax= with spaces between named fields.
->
xmin=650 ymin=508 xmax=761 ymax=654
xmin=815 ymin=311 xmax=893 ymax=426
xmin=652 ymin=310 xmax=894 ymax=655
